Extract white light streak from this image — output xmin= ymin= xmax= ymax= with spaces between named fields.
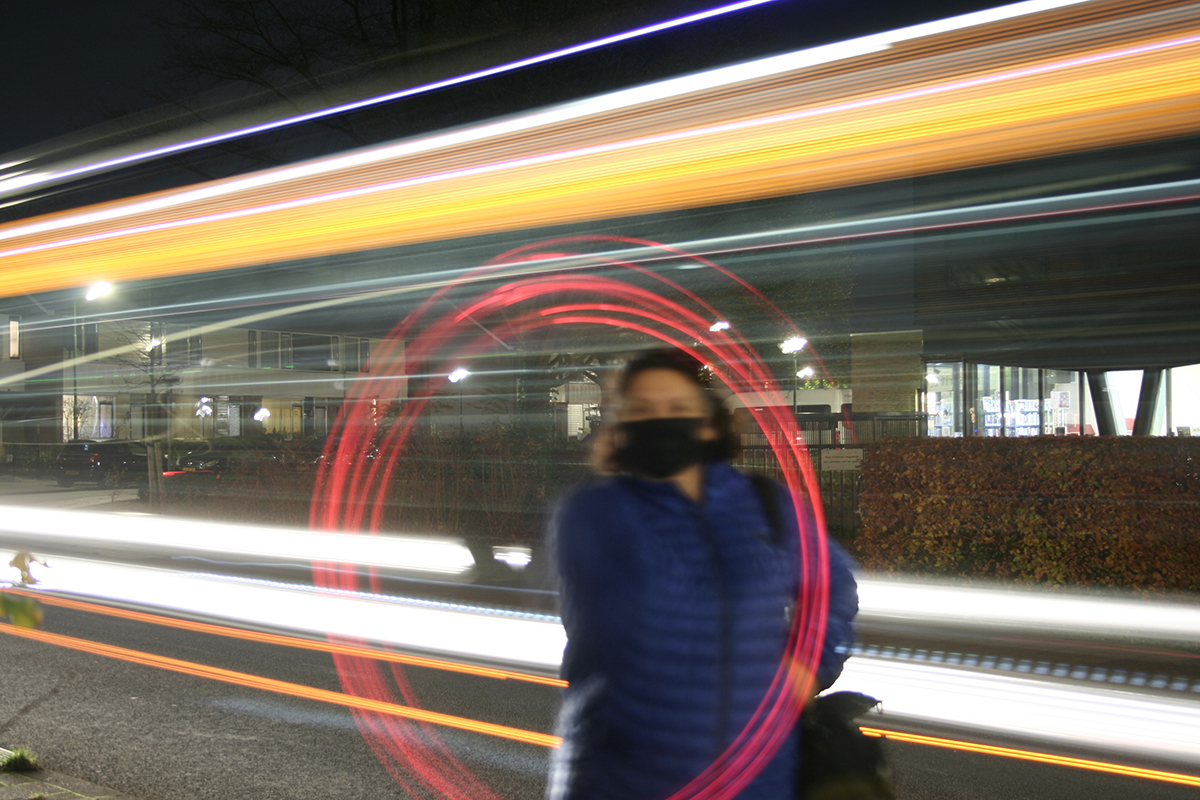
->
xmin=837 ymin=658 xmax=1200 ymax=764
xmin=857 ymin=578 xmax=1200 ymax=645
xmin=3 ymin=552 xmax=561 ymax=672
xmin=4 ymin=537 xmax=1198 ymax=758
xmin=0 ymin=506 xmax=474 ymax=577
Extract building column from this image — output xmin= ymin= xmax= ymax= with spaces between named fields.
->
xmin=1132 ymin=368 xmax=1164 ymax=436
xmin=1086 ymin=371 xmax=1119 ymax=436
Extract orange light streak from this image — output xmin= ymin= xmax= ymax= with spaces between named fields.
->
xmin=0 ymin=621 xmax=562 ymax=749
xmin=861 ymin=727 xmax=1200 ymax=788
xmin=3 ymin=610 xmax=1196 ymax=781
xmin=1 ymin=3 xmax=1199 ymax=297
xmin=7 ymin=590 xmax=566 ymax=687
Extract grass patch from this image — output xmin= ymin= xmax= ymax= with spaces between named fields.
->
xmin=0 ymin=747 xmax=40 ymax=772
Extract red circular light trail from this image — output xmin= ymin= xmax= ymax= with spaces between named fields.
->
xmin=310 ymin=239 xmax=838 ymax=800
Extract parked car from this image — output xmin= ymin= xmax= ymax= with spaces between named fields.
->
xmin=55 ymin=440 xmax=151 ymax=488
xmin=176 ymin=436 xmax=285 ymax=475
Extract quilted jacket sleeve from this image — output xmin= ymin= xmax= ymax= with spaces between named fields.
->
xmin=817 ymin=538 xmax=859 ymax=691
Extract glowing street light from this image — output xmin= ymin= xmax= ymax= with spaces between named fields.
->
xmin=797 ymin=366 xmax=816 ymax=379
xmin=779 ymin=336 xmax=809 ymax=416
xmin=85 ymin=281 xmax=113 ymax=302
xmin=709 ymin=320 xmax=731 ymax=332
xmin=780 ymin=336 xmax=808 ymax=354
xmin=448 ymin=368 xmax=470 ymax=432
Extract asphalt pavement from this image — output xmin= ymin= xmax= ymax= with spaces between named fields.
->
xmin=5 ymin=596 xmax=1200 ymax=800
xmin=0 ymin=474 xmax=140 ymax=512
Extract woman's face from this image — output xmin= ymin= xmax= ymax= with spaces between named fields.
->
xmin=621 ymin=368 xmax=715 ymax=439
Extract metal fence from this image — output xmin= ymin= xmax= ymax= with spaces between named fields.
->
xmin=732 ymin=412 xmax=926 ymax=543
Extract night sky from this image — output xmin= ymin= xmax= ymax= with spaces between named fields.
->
xmin=1 ymin=0 xmax=996 ymax=160
xmin=1 ymin=0 xmax=176 ymax=155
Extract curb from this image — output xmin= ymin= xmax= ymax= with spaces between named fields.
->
xmin=0 ymin=746 xmax=142 ymax=799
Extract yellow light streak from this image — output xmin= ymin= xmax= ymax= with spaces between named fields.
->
xmin=9 ymin=590 xmax=567 ymax=688
xmin=1 ymin=3 xmax=1199 ymax=297
xmin=861 ymin=727 xmax=1200 ymax=787
xmin=0 ymin=621 xmax=562 ymax=749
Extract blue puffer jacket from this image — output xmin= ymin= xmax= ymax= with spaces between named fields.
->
xmin=548 ymin=461 xmax=859 ymax=800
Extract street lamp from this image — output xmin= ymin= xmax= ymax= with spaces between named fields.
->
xmin=448 ymin=368 xmax=470 ymax=433
xmin=71 ymin=281 xmax=114 ymax=439
xmin=779 ymin=336 xmax=808 ymax=416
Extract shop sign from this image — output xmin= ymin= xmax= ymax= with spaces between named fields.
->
xmin=821 ymin=447 xmax=863 ymax=471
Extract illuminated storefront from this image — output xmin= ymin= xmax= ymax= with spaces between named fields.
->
xmin=923 ymin=362 xmax=1200 ymax=437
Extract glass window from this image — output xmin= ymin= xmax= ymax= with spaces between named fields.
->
xmin=1042 ymin=369 xmax=1082 ymax=435
xmin=924 ymin=361 xmax=962 ymax=437
xmin=281 ymin=332 xmax=294 ymax=369
xmin=1106 ymin=370 xmax=1144 ymax=436
xmin=344 ymin=337 xmax=360 ymax=373
xmin=8 ymin=316 xmax=19 ymax=359
xmin=293 ymin=334 xmax=334 ymax=371
xmin=1170 ymin=364 xmax=1200 ymax=436
xmin=259 ymin=331 xmax=280 ymax=368
xmin=1004 ymin=366 xmax=1041 ymax=437
xmin=976 ymin=364 xmax=1003 ymax=437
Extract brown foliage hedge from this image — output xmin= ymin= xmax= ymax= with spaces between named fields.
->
xmin=855 ymin=437 xmax=1200 ymax=591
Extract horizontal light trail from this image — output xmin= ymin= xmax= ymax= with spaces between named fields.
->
xmin=531 ymin=178 xmax=1200 ymax=272
xmin=3 ymin=596 xmax=1195 ymax=787
xmin=0 ymin=621 xmax=561 ymax=748
xmin=8 ymin=590 xmax=566 ymax=688
xmin=860 ymin=727 xmax=1200 ymax=787
xmin=0 ymin=551 xmax=567 ymax=672
xmin=835 ymin=657 xmax=1200 ymax=764
xmin=0 ymin=0 xmax=1096 ymax=203
xmin=6 ymin=545 xmax=1199 ymax=771
xmin=10 ymin=501 xmax=1198 ymax=646
xmin=857 ymin=579 xmax=1200 ymax=645
xmin=0 ymin=0 xmax=785 ymax=198
xmin=2 ymin=0 xmax=1197 ymax=296
xmin=0 ymin=504 xmax=474 ymax=576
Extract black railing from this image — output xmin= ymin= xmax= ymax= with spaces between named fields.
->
xmin=732 ymin=411 xmax=926 ymax=543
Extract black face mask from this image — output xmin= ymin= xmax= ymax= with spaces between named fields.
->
xmin=614 ymin=417 xmax=706 ymax=480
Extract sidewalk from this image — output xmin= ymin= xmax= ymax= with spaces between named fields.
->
xmin=0 ymin=748 xmax=139 ymax=800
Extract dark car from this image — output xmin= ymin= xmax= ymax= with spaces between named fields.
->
xmin=55 ymin=440 xmax=151 ymax=488
xmin=176 ymin=436 xmax=284 ymax=475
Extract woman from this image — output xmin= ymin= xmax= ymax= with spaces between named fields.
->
xmin=547 ymin=349 xmax=859 ymax=800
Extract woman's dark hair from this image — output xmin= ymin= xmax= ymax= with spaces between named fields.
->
xmin=616 ymin=348 xmax=740 ymax=462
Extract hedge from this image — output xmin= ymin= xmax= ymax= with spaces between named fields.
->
xmin=854 ymin=437 xmax=1200 ymax=592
